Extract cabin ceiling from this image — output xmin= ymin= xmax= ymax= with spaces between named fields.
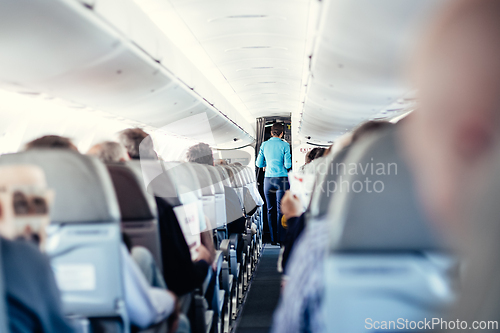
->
xmin=135 ymin=0 xmax=448 ymax=143
xmin=135 ymin=0 xmax=312 ymax=120
xmin=0 ymin=0 xmax=450 ymax=148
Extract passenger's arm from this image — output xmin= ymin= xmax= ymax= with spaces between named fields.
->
xmin=200 ymin=217 xmax=216 ymax=265
xmin=256 ymin=143 xmax=266 ymax=168
xmin=194 ymin=244 xmax=213 ymax=265
xmin=284 ymin=143 xmax=292 ymax=170
xmin=281 ymin=191 xmax=302 ymax=220
xmin=121 ymin=246 xmax=176 ymax=329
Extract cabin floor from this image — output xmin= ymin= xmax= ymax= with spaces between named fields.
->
xmin=233 ymin=244 xmax=282 ymax=333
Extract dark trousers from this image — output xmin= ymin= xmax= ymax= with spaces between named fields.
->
xmin=264 ymin=177 xmax=289 ymax=243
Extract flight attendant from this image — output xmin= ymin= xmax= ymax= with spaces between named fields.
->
xmin=256 ymin=123 xmax=292 ymax=245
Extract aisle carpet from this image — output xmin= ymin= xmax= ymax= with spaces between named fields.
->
xmin=235 ymin=245 xmax=282 ymax=333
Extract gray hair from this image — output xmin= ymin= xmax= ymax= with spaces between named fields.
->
xmin=186 ymin=143 xmax=214 ymax=165
xmin=88 ymin=141 xmax=128 ymax=163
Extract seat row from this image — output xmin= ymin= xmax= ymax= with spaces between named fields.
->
xmin=0 ymin=149 xmax=263 ymax=333
xmin=273 ymin=125 xmax=456 ymax=333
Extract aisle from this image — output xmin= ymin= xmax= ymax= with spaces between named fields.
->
xmin=234 ymin=244 xmax=282 ymax=333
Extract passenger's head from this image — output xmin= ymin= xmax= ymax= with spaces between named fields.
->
xmin=402 ymin=0 xmax=500 ymax=226
xmin=271 ymin=123 xmax=285 ymax=138
xmin=25 ymin=135 xmax=78 ymax=151
xmin=305 ymin=148 xmax=326 ymax=164
xmin=0 ymin=165 xmax=53 ymax=250
xmin=87 ymin=141 xmax=129 ymax=163
xmin=327 ymin=121 xmax=393 ymax=157
xmin=351 ymin=120 xmax=393 ymax=144
xmin=186 ymin=143 xmax=214 ymax=165
xmin=118 ymin=128 xmax=157 ymax=160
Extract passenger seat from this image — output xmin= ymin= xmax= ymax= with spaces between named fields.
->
xmin=107 ymin=161 xmax=163 ymax=272
xmin=321 ymin=128 xmax=456 ymax=332
xmin=0 ymin=150 xmax=127 ymax=332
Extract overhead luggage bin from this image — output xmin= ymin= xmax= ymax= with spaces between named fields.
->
xmin=0 ymin=150 xmax=127 ymax=327
xmin=321 ymin=127 xmax=455 ymax=332
xmin=0 ymin=0 xmax=254 ymax=148
xmin=299 ymin=0 xmax=443 ymax=142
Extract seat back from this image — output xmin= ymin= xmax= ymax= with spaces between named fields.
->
xmin=224 ymin=186 xmax=244 ymax=224
xmin=307 ymin=146 xmax=351 ymax=220
xmin=321 ymin=128 xmax=454 ymax=332
xmin=107 ymin=162 xmax=162 ymax=271
xmin=0 ymin=150 xmax=125 ymax=322
xmin=189 ymin=163 xmax=217 ymax=229
xmin=206 ymin=166 xmax=227 ymax=228
xmin=232 ymin=166 xmax=257 ymax=214
xmin=222 ymin=166 xmax=245 ymax=210
xmin=216 ymin=166 xmax=244 ymax=223
xmin=215 ymin=166 xmax=231 ymax=187
xmin=243 ymin=166 xmax=264 ymax=206
xmin=323 ymin=253 xmax=455 ymax=332
xmin=234 ymin=166 xmax=249 ymax=185
xmin=161 ymin=162 xmax=205 ymax=259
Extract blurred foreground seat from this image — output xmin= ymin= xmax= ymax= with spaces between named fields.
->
xmin=322 ymin=128 xmax=456 ymax=332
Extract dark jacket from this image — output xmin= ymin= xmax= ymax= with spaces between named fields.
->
xmin=2 ymin=238 xmax=75 ymax=333
xmin=155 ymin=197 xmax=209 ymax=296
xmin=282 ymin=214 xmax=306 ymax=273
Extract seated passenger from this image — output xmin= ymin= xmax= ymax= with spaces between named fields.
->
xmin=304 ymin=147 xmax=326 ymax=166
xmin=20 ymin=138 xmax=178 ymax=330
xmin=87 ymin=141 xmax=129 ymax=163
xmin=184 ymin=143 xmax=217 ymax=256
xmin=0 ymin=165 xmax=75 ymax=333
xmin=187 ymin=143 xmax=246 ymax=233
xmin=118 ymin=128 xmax=157 ymax=160
xmin=186 ymin=143 xmax=248 ymax=255
xmin=186 ymin=142 xmax=213 ymax=165
xmin=122 ymin=233 xmax=166 ymax=289
xmin=399 ymin=0 xmax=500 ymax=327
xmin=24 ymin=135 xmax=79 ymax=151
xmin=119 ymin=129 xmax=213 ymax=295
xmin=272 ymin=120 xmax=393 ymax=333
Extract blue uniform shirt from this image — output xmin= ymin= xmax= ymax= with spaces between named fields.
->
xmin=256 ymin=137 xmax=292 ymax=177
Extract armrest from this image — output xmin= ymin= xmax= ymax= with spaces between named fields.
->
xmin=229 ymin=233 xmax=239 ymax=250
xmin=214 ymin=250 xmax=224 ymax=276
xmin=134 ymin=320 xmax=169 ymax=333
xmin=178 ymin=293 xmax=192 ymax=315
xmin=220 ymin=239 xmax=230 ymax=259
